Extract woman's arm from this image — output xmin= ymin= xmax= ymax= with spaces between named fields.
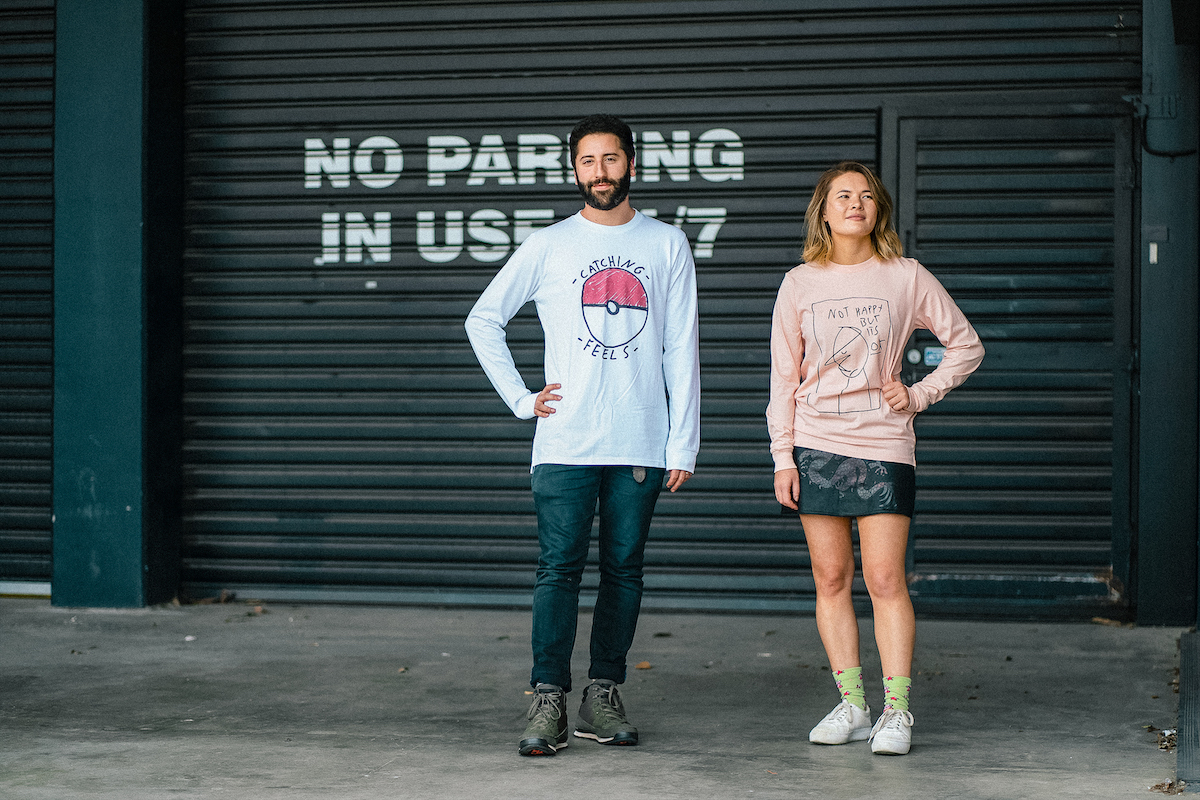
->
xmin=904 ymin=263 xmax=985 ymax=413
xmin=766 ymin=271 xmax=805 ymax=471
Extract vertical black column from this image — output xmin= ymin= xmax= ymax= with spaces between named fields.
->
xmin=1134 ymin=0 xmax=1199 ymax=625
xmin=52 ymin=0 xmax=183 ymax=606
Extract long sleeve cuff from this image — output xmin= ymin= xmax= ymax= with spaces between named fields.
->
xmin=513 ymin=392 xmax=537 ymax=420
xmin=772 ymin=448 xmax=797 ymax=472
xmin=665 ymin=448 xmax=698 ymax=473
xmin=907 ymin=382 xmax=933 ymax=414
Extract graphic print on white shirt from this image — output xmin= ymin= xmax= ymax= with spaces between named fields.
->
xmin=581 ymin=267 xmax=649 ymax=348
xmin=809 ymin=297 xmax=893 ymax=414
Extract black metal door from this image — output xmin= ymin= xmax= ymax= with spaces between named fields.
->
xmin=886 ymin=109 xmax=1135 ymax=614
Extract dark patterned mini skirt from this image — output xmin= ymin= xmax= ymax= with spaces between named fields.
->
xmin=792 ymin=447 xmax=916 ymax=518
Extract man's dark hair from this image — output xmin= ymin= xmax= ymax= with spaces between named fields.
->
xmin=569 ymin=114 xmax=636 ymax=164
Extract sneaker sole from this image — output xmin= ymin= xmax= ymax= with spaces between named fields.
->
xmin=809 ymin=728 xmax=871 ymax=745
xmin=518 ymin=737 xmax=568 ymax=756
xmin=871 ymin=740 xmax=910 ymax=755
xmin=573 ymin=729 xmax=638 ymax=746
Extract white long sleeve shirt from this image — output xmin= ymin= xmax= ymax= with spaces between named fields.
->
xmin=465 ymin=210 xmax=701 ymax=472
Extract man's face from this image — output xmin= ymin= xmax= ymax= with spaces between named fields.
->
xmin=573 ymin=133 xmax=633 ymax=211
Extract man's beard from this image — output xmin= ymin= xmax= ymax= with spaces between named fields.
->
xmin=577 ymin=169 xmax=632 ymax=211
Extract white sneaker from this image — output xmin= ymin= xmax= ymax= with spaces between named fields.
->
xmin=808 ymin=700 xmax=872 ymax=744
xmin=869 ymin=707 xmax=914 ymax=755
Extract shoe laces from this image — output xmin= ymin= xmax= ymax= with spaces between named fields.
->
xmin=527 ymin=690 xmax=562 ymax=723
xmin=826 ymin=700 xmax=860 ymax=723
xmin=587 ymin=682 xmax=628 ymax=724
xmin=876 ymin=707 xmax=914 ymax=733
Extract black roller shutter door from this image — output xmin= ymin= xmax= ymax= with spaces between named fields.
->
xmin=181 ymin=1 xmax=1140 ymax=613
xmin=0 ymin=1 xmax=54 ymax=587
xmin=887 ymin=110 xmax=1135 ymax=613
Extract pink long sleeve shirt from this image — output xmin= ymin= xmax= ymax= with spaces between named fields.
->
xmin=767 ymin=256 xmax=984 ymax=470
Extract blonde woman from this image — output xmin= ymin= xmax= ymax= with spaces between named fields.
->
xmin=767 ymin=161 xmax=984 ymax=754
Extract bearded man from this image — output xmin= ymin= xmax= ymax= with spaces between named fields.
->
xmin=465 ymin=114 xmax=701 ymax=757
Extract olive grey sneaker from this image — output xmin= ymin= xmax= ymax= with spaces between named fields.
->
xmin=574 ymin=679 xmax=638 ymax=745
xmin=869 ymin=706 xmax=914 ymax=755
xmin=809 ymin=700 xmax=872 ymax=745
xmin=518 ymin=684 xmax=568 ymax=756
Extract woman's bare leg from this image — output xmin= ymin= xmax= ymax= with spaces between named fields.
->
xmin=857 ymin=513 xmax=914 ymax=677
xmin=800 ymin=514 xmax=859 ymax=670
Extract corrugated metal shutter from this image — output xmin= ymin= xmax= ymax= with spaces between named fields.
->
xmin=180 ymin=0 xmax=1140 ymax=612
xmin=0 ymin=1 xmax=54 ymax=582
xmin=888 ymin=111 xmax=1134 ymax=613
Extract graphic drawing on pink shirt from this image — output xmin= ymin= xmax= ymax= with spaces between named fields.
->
xmin=809 ymin=297 xmax=892 ymax=414
xmin=581 ymin=267 xmax=648 ymax=348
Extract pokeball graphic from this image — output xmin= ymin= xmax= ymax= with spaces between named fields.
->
xmin=581 ymin=268 xmax=648 ymax=348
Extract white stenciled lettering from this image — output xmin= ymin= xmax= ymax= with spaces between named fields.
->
xmin=517 ymin=134 xmax=565 ymax=185
xmin=415 ymin=126 xmax=743 ymax=186
xmin=694 ymin=128 xmax=744 ymax=182
xmin=305 ymin=127 xmax=745 ymax=189
xmin=467 ymin=209 xmax=510 ymax=262
xmin=637 ymin=130 xmax=690 ymax=183
xmin=304 ymin=124 xmax=744 ymax=264
xmin=344 ymin=211 xmax=392 ymax=263
xmin=305 ymin=138 xmax=351 ymax=188
xmin=316 ymin=212 xmax=341 ymax=264
xmin=414 ymin=209 xmax=557 ymax=263
xmin=427 ymin=135 xmax=473 ymax=187
xmin=314 ymin=207 xmax=727 ymax=265
xmin=314 ymin=211 xmax=392 ymax=265
xmin=353 ymin=136 xmax=403 ymax=189
xmin=306 ymin=137 xmax=405 ymax=189
xmin=467 ymin=135 xmax=517 ymax=186
xmin=416 ymin=210 xmax=464 ymax=262
xmin=671 ymin=206 xmax=728 ymax=258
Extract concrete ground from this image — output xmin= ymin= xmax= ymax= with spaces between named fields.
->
xmin=0 ymin=597 xmax=1186 ymax=799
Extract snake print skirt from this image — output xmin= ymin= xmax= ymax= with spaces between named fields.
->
xmin=791 ymin=446 xmax=916 ymax=518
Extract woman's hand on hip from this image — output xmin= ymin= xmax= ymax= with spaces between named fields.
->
xmin=774 ymin=468 xmax=800 ymax=510
xmin=882 ymin=380 xmax=911 ymax=412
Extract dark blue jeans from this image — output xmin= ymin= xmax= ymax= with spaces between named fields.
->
xmin=529 ymin=464 xmax=665 ymax=692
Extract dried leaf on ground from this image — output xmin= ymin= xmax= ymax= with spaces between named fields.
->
xmin=1149 ymin=778 xmax=1185 ymax=794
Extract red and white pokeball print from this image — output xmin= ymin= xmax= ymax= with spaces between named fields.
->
xmin=581 ymin=268 xmax=648 ymax=348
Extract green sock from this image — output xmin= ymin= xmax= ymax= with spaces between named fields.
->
xmin=883 ymin=675 xmax=912 ymax=711
xmin=832 ymin=666 xmax=866 ymax=710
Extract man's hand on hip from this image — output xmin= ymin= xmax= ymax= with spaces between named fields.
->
xmin=534 ymin=384 xmax=562 ymax=418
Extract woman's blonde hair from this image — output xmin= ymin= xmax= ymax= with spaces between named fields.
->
xmin=802 ymin=161 xmax=904 ymax=265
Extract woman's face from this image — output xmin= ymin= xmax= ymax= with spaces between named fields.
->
xmin=822 ymin=171 xmax=877 ymax=241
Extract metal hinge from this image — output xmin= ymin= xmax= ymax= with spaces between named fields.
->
xmin=1123 ymin=92 xmax=1182 ymax=120
xmin=1123 ymin=93 xmax=1198 ymax=158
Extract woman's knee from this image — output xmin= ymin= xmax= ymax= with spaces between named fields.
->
xmin=811 ymin=560 xmax=855 ymax=597
xmin=863 ymin=567 xmax=909 ymax=603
